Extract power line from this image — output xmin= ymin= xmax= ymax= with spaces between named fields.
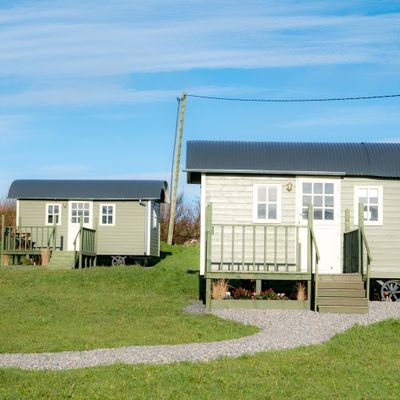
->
xmin=186 ymin=93 xmax=400 ymax=103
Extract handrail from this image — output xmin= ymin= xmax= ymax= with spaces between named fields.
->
xmin=310 ymin=226 xmax=320 ymax=311
xmin=46 ymin=225 xmax=57 ymax=251
xmin=360 ymin=226 xmax=372 ymax=299
xmin=73 ymin=224 xmax=97 ymax=268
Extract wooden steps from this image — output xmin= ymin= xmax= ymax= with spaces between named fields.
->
xmin=47 ymin=251 xmax=76 ymax=269
xmin=316 ymin=274 xmax=369 ymax=314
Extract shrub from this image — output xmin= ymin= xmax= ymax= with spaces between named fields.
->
xmin=212 ymin=279 xmax=229 ymax=300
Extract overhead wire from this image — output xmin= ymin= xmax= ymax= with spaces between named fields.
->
xmin=186 ymin=93 xmax=400 ymax=103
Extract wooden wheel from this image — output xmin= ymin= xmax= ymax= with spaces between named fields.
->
xmin=111 ymin=256 xmax=126 ymax=266
xmin=380 ymin=280 xmax=400 ymax=301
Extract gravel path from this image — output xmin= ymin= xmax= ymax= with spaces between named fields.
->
xmin=0 ymin=302 xmax=399 ymax=371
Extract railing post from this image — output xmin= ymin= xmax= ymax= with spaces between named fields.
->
xmin=307 ymin=204 xmax=313 ymax=274
xmin=205 ymin=203 xmax=212 ymax=274
xmin=358 ymin=203 xmax=364 ymax=275
xmin=0 ymin=215 xmax=4 ymax=267
xmin=79 ymin=218 xmax=83 ymax=269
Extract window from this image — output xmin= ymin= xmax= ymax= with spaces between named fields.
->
xmin=71 ymin=202 xmax=90 ymax=224
xmin=253 ymin=184 xmax=281 ymax=222
xmin=46 ymin=203 xmax=61 ymax=225
xmin=152 ymin=207 xmax=158 ymax=229
xmin=100 ymin=204 xmax=115 ymax=226
xmin=354 ymin=186 xmax=383 ymax=225
xmin=301 ymin=182 xmax=335 ymax=221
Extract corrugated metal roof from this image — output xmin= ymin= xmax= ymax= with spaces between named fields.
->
xmin=8 ymin=180 xmax=169 ymax=201
xmin=185 ymin=141 xmax=400 ymax=182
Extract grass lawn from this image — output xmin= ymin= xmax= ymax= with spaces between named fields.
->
xmin=0 ymin=244 xmax=257 ymax=353
xmin=0 ymin=319 xmax=399 ymax=399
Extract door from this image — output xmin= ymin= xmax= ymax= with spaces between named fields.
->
xmin=67 ymin=201 xmax=93 ymax=250
xmin=297 ymin=178 xmax=341 ymax=274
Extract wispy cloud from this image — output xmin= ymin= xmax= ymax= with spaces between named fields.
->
xmin=0 ymin=1 xmax=399 ymax=79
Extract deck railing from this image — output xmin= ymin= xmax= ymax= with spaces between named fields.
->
xmin=343 ymin=204 xmax=372 ymax=298
xmin=73 ymin=221 xmax=97 ymax=268
xmin=1 ymin=224 xmax=58 ymax=253
xmin=205 ymin=203 xmax=317 ymax=276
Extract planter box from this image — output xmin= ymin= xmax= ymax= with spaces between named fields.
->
xmin=211 ymin=299 xmax=310 ymax=310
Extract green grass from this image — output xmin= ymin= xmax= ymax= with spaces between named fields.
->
xmin=0 ymin=319 xmax=399 ymax=399
xmin=0 ymin=244 xmax=257 ymax=353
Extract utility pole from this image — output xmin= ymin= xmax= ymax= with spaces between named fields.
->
xmin=167 ymin=91 xmax=187 ymax=245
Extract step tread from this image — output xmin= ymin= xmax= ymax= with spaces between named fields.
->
xmin=318 ymin=305 xmax=369 ymax=314
xmin=317 ymin=297 xmax=368 ymax=306
xmin=318 ymin=274 xmax=363 ymax=282
xmin=318 ymin=282 xmax=364 ymax=289
xmin=318 ymin=288 xmax=366 ymax=298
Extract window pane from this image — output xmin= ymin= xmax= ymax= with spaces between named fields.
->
xmin=370 ymin=206 xmax=378 ymax=221
xmin=102 ymin=206 xmax=107 ymax=214
xmin=369 ymin=188 xmax=378 ymax=198
xmin=314 ymin=195 xmax=323 ymax=207
xmin=107 ymin=216 xmax=113 ymax=224
xmin=102 ymin=216 xmax=107 ymax=224
xmin=48 ymin=215 xmax=53 ymax=224
xmin=302 ymin=207 xmax=308 ymax=219
xmin=370 ymin=196 xmax=378 ymax=204
xmin=84 ymin=217 xmax=89 ymax=223
xmin=257 ymin=187 xmax=266 ymax=202
xmin=325 ymin=196 xmax=334 ymax=207
xmin=55 ymin=215 xmax=59 ymax=224
xmin=268 ymin=204 xmax=277 ymax=219
xmin=325 ymin=183 xmax=334 ymax=194
xmin=84 ymin=203 xmax=89 ymax=210
xmin=54 ymin=205 xmax=59 ymax=213
xmin=302 ymin=195 xmax=312 ymax=207
xmin=325 ymin=209 xmax=334 ymax=220
xmin=359 ymin=197 xmax=368 ymax=205
xmin=268 ymin=187 xmax=277 ymax=202
xmin=257 ymin=204 xmax=266 ymax=219
xmin=48 ymin=205 xmax=53 ymax=213
xmin=358 ymin=188 xmax=367 ymax=198
xmin=72 ymin=217 xmax=77 ymax=223
xmin=314 ymin=183 xmax=323 ymax=194
xmin=303 ymin=182 xmax=312 ymax=193
xmin=314 ymin=208 xmax=323 ymax=220
xmin=108 ymin=206 xmax=113 ymax=214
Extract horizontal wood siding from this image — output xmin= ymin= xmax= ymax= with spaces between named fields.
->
xmin=206 ymin=175 xmax=299 ymax=268
xmin=94 ymin=201 xmax=146 ymax=255
xmin=341 ymin=177 xmax=400 ymax=278
xmin=18 ymin=200 xmax=67 ymax=249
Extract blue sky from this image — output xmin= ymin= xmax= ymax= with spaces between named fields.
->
xmin=1 ymin=0 xmax=400 ymax=202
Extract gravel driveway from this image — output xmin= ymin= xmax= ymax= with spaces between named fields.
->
xmin=0 ymin=302 xmax=399 ymax=371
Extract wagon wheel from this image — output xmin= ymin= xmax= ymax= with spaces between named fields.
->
xmin=380 ymin=280 xmax=400 ymax=302
xmin=111 ymin=256 xmax=126 ymax=266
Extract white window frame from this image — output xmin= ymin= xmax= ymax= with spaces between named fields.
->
xmin=46 ymin=203 xmax=62 ymax=226
xmin=299 ymin=180 xmax=337 ymax=223
xmin=70 ymin=202 xmax=92 ymax=225
xmin=253 ymin=184 xmax=281 ymax=223
xmin=99 ymin=204 xmax=115 ymax=226
xmin=354 ymin=186 xmax=383 ymax=226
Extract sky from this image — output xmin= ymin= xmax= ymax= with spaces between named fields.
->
xmin=1 ymin=0 xmax=400 ymax=203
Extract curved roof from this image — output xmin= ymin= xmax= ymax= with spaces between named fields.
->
xmin=8 ymin=180 xmax=169 ymax=202
xmin=186 ymin=141 xmax=400 ymax=182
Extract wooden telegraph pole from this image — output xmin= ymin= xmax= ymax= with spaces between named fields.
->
xmin=167 ymin=91 xmax=187 ymax=245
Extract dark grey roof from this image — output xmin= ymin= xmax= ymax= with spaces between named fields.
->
xmin=8 ymin=180 xmax=169 ymax=201
xmin=186 ymin=141 xmax=400 ymax=182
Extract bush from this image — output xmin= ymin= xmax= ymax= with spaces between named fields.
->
xmin=161 ymin=193 xmax=200 ymax=244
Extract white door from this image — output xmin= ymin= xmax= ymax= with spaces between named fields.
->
xmin=297 ymin=179 xmax=341 ymax=274
xmin=67 ymin=201 xmax=93 ymax=250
